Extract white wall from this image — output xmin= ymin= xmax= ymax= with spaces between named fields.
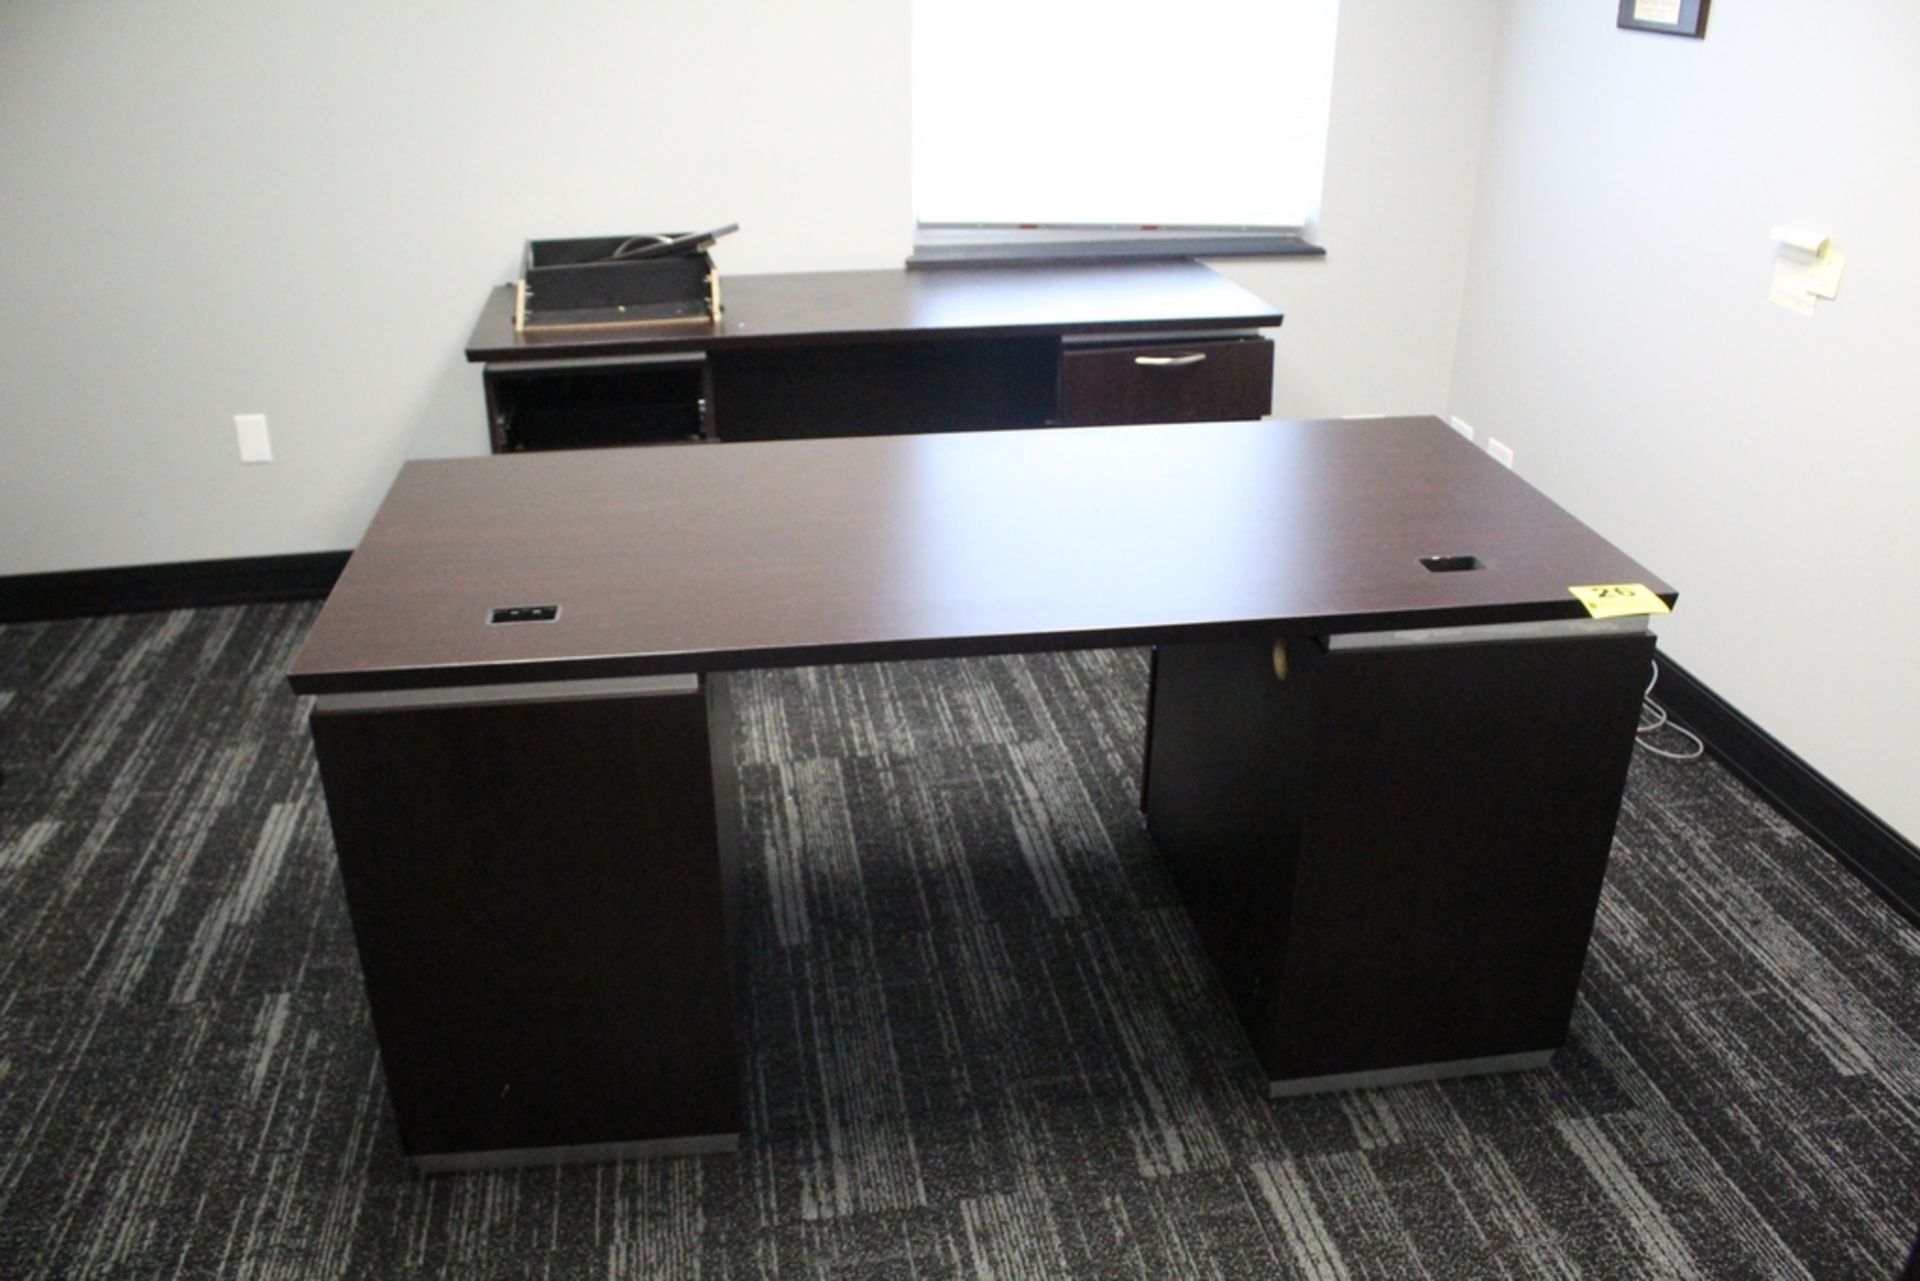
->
xmin=0 ymin=0 xmax=1500 ymax=577
xmin=1219 ymin=0 xmax=1500 ymax=420
xmin=1450 ymin=1 xmax=1920 ymax=841
xmin=0 ymin=1 xmax=912 ymax=573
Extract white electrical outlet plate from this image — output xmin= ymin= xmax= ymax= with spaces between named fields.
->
xmin=1486 ymin=438 xmax=1515 ymax=469
xmin=1447 ymin=415 xmax=1474 ymax=441
xmin=235 ymin=413 xmax=272 ymax=464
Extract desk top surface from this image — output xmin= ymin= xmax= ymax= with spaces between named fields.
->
xmin=289 ymin=418 xmax=1674 ymax=694
xmin=465 ymin=261 xmax=1284 ymax=363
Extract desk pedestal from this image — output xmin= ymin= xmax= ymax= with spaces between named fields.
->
xmin=1144 ymin=628 xmax=1654 ymax=1095
xmin=309 ymin=675 xmax=743 ymax=1171
xmin=309 ymin=627 xmax=1654 ymax=1167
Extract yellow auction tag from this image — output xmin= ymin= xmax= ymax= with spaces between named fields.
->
xmin=1569 ymin=584 xmax=1671 ymax=619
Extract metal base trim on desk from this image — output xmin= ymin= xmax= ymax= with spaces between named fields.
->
xmin=411 ymin=1133 xmax=739 ymax=1175
xmin=1327 ymin=616 xmax=1647 ymax=651
xmin=314 ymin=672 xmax=700 ymax=715
xmin=1268 ymin=1049 xmax=1555 ymax=1099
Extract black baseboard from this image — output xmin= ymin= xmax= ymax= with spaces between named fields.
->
xmin=1654 ymin=654 xmax=1920 ymax=928
xmin=0 ymin=552 xmax=350 ymax=624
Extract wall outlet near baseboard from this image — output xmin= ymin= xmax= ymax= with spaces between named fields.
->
xmin=1486 ymin=437 xmax=1515 ymax=469
xmin=234 ymin=414 xmax=272 ymax=464
xmin=1447 ymin=415 xmax=1474 ymax=441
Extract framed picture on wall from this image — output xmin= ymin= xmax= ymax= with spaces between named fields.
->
xmin=1617 ymin=0 xmax=1709 ymax=37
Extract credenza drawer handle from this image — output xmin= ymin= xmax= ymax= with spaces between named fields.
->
xmin=1133 ymin=353 xmax=1208 ymax=368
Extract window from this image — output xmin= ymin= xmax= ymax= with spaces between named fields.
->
xmin=911 ymin=0 xmax=1340 ymax=265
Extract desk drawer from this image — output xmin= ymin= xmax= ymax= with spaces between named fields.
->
xmin=1059 ymin=336 xmax=1273 ymax=425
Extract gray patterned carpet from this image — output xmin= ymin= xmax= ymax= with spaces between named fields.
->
xmin=0 ymin=603 xmax=1916 ymax=1279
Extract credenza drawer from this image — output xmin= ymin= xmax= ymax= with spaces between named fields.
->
xmin=1058 ymin=336 xmax=1273 ymax=426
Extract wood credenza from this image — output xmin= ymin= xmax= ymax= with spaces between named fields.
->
xmin=464 ymin=261 xmax=1283 ymax=451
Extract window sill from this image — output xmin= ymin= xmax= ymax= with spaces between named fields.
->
xmin=906 ymin=226 xmax=1325 ymax=269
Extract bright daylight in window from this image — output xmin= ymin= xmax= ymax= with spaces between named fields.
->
xmin=913 ymin=0 xmax=1340 ymax=253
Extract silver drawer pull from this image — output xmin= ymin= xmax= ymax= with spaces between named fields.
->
xmin=1134 ymin=353 xmax=1208 ymax=367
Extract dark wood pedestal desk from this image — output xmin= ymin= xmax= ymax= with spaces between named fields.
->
xmin=288 ymin=417 xmax=1676 ymax=1173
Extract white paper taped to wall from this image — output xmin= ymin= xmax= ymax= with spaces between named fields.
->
xmin=1808 ymin=249 xmax=1846 ymax=300
xmin=1771 ymin=226 xmax=1831 ymax=258
xmin=1770 ymin=263 xmax=1818 ymax=316
xmin=1769 ymin=227 xmax=1844 ymax=315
